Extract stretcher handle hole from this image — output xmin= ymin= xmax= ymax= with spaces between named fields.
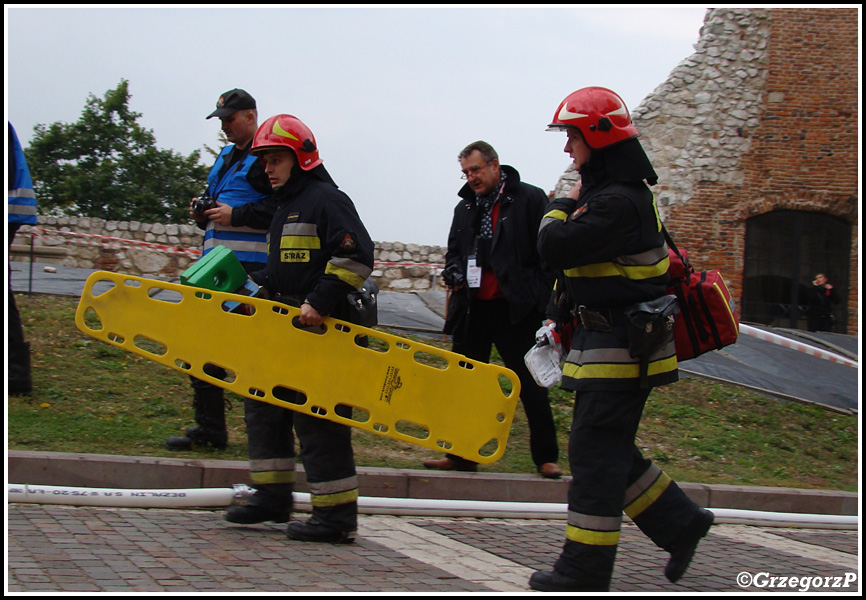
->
xmin=272 ymin=386 xmax=307 ymax=406
xmin=291 ymin=316 xmax=327 ymax=335
xmin=335 ymin=404 xmax=370 ymax=424
xmin=90 ymin=279 xmax=116 ymax=297
xmin=81 ymin=307 xmax=103 ymax=331
xmin=478 ymin=438 xmax=499 ymax=458
xmin=395 ymin=420 xmax=430 ymax=440
xmin=133 ymin=335 xmax=167 ymax=357
xmin=361 ymin=334 xmax=390 ymax=353
xmin=436 ymin=440 xmax=453 ymax=450
xmin=498 ymin=374 xmax=515 ymax=396
xmin=149 ymin=288 xmax=183 ymax=304
xmin=414 ymin=351 xmax=448 ymax=370
xmin=221 ymin=300 xmax=256 ymax=315
xmin=202 ymin=362 xmax=236 ymax=383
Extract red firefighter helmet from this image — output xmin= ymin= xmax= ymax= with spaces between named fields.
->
xmin=547 ymin=87 xmax=640 ymax=149
xmin=251 ymin=114 xmax=322 ymax=171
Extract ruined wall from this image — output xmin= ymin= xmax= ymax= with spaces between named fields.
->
xmin=555 ymin=7 xmax=859 ymax=334
xmin=11 ymin=216 xmax=448 ymax=292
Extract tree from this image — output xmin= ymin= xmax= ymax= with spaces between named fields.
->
xmin=24 ymin=79 xmax=210 ymax=223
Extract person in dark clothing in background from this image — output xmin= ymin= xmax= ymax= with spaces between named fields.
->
xmin=422 ymin=141 xmax=561 ymax=479
xmin=806 ymin=272 xmax=839 ymax=332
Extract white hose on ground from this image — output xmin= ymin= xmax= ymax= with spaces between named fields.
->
xmin=7 ymin=483 xmax=858 ymax=530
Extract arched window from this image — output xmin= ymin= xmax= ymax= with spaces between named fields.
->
xmin=741 ymin=210 xmax=850 ymax=333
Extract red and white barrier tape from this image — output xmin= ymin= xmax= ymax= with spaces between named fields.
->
xmin=16 ymin=228 xmax=445 ymax=270
xmin=21 ymin=227 xmax=202 ymax=259
xmin=740 ymin=324 xmax=857 ymax=368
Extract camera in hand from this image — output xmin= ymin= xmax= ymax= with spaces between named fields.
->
xmin=192 ymin=195 xmax=217 ymax=214
xmin=442 ymin=263 xmax=466 ymax=288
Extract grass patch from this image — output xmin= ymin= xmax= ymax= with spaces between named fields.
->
xmin=9 ymin=294 xmax=859 ymax=491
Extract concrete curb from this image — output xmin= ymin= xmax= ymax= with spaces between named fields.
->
xmin=8 ymin=450 xmax=857 ymax=516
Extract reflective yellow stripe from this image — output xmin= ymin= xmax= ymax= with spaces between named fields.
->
xmin=308 ymin=475 xmax=359 ymax=496
xmin=624 ymin=471 xmax=672 ymax=519
xmin=623 ymin=463 xmax=662 ymax=507
xmin=714 ymin=279 xmax=739 ymax=334
xmin=310 ymin=488 xmax=359 ymax=507
xmin=543 ymin=209 xmax=569 ymax=221
xmin=249 ymin=470 xmax=297 ymax=485
xmin=566 ymin=343 xmax=677 ymax=366
xmin=566 ymin=525 xmax=621 ymax=546
xmin=280 ymin=235 xmax=321 ymax=249
xmin=325 ymin=262 xmax=367 ymax=289
xmin=651 ymin=194 xmax=662 ymax=231
xmin=562 ymin=355 xmax=678 ymax=381
xmin=564 ymin=256 xmax=669 ymax=280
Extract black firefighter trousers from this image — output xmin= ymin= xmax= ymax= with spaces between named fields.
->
xmin=243 ymin=394 xmax=358 ymax=533
xmin=554 ymin=387 xmax=702 ymax=585
xmin=449 ymin=297 xmax=559 ymax=467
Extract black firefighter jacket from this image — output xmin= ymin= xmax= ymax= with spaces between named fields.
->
xmin=443 ymin=164 xmax=555 ymax=335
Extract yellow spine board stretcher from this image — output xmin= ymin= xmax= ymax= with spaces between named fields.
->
xmin=74 ymin=271 xmax=520 ymax=463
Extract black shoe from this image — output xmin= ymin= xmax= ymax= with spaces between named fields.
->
xmin=186 ymin=426 xmax=228 ymax=449
xmin=664 ymin=508 xmax=715 ymax=583
xmin=165 ymin=426 xmax=227 ymax=451
xmin=165 ymin=436 xmax=193 ymax=451
xmin=225 ymin=504 xmax=291 ymax=524
xmin=287 ymin=518 xmax=355 ymax=544
xmin=529 ymin=570 xmax=609 ymax=592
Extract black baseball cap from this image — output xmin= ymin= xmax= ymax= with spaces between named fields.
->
xmin=206 ymin=89 xmax=257 ymax=119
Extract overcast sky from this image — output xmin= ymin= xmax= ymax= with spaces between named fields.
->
xmin=6 ymin=5 xmax=708 ymax=246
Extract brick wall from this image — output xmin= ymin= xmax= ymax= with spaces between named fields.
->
xmin=659 ymin=8 xmax=859 ymax=334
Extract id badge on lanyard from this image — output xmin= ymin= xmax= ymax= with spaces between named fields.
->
xmin=466 ymin=255 xmax=482 ymax=288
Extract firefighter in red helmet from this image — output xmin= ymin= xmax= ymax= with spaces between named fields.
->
xmin=530 ymin=88 xmax=714 ymax=592
xmin=220 ymin=114 xmax=374 ymax=544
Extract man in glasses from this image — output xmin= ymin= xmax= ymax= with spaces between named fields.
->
xmin=422 ymin=141 xmax=562 ymax=479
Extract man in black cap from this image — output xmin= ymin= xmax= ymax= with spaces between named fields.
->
xmin=165 ymin=89 xmax=272 ymax=452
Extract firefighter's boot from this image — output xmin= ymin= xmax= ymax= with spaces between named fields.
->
xmin=225 ymin=484 xmax=293 ymax=524
xmin=664 ymin=508 xmax=714 ymax=583
xmin=287 ymin=516 xmax=356 ymax=544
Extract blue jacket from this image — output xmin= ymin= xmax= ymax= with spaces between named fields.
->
xmin=202 ymin=145 xmax=269 ymax=264
xmin=8 ymin=123 xmax=37 ymax=225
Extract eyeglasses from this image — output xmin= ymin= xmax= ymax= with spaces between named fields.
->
xmin=460 ymin=162 xmax=489 ymax=180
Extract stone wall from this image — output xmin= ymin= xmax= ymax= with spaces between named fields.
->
xmin=553 ymin=7 xmax=859 ymax=334
xmin=11 ymin=216 xmax=448 ymax=292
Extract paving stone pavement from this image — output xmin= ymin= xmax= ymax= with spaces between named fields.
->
xmin=7 ymin=504 xmax=860 ymax=594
